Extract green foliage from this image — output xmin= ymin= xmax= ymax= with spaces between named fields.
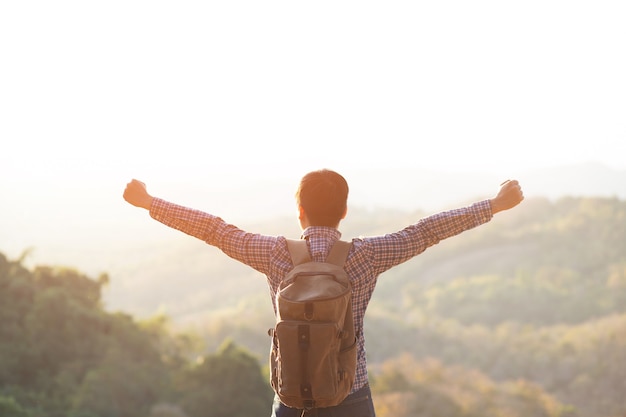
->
xmin=0 ymin=395 xmax=30 ymax=417
xmin=0 ymin=253 xmax=273 ymax=417
xmin=407 ymin=267 xmax=626 ymax=326
xmin=178 ymin=339 xmax=273 ymax=417
xmin=373 ymin=196 xmax=626 ymax=327
xmin=70 ymin=338 xmax=169 ymax=417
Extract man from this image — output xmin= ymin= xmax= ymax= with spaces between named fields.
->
xmin=123 ymin=169 xmax=524 ymax=416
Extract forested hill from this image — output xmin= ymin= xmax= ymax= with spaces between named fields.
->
xmin=362 ymin=195 xmax=626 ymax=417
xmin=2 ymin=195 xmax=626 ymax=417
xmin=372 ymin=195 xmax=626 ymax=326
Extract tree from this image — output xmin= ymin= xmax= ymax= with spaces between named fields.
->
xmin=0 ymin=395 xmax=30 ymax=417
xmin=179 ymin=340 xmax=273 ymax=417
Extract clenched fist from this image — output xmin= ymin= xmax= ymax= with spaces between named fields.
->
xmin=490 ymin=180 xmax=524 ymax=214
xmin=123 ymin=179 xmax=153 ymax=210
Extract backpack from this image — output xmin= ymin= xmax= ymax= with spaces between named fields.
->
xmin=269 ymin=239 xmax=357 ymax=410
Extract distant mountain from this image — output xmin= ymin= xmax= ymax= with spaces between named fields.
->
xmin=204 ymin=162 xmax=626 ymax=217
xmin=517 ymin=162 xmax=625 ymax=199
xmin=344 ymin=162 xmax=626 ymax=212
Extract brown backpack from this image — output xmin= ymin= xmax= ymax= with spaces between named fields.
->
xmin=269 ymin=239 xmax=357 ymax=410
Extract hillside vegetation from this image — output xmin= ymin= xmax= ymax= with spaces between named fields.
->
xmin=2 ymin=196 xmax=626 ymax=416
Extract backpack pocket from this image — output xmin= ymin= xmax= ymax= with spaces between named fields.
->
xmin=270 ymin=320 xmax=348 ymax=408
xmin=337 ymin=335 xmax=357 ymax=389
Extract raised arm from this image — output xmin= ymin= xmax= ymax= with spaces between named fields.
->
xmin=489 ymin=180 xmax=524 ymax=214
xmin=123 ymin=179 xmax=154 ymax=210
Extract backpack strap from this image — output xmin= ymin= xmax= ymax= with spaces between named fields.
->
xmin=286 ymin=239 xmax=352 ymax=267
xmin=286 ymin=239 xmax=311 ymax=266
xmin=325 ymin=240 xmax=352 ymax=267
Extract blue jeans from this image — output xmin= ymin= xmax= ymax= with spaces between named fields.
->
xmin=271 ymin=384 xmax=376 ymax=417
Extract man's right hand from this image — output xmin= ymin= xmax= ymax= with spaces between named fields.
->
xmin=123 ymin=179 xmax=153 ymax=210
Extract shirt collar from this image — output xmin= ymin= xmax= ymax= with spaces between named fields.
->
xmin=301 ymin=226 xmax=342 ymax=240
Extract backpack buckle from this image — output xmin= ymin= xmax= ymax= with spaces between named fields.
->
xmin=304 ymin=302 xmax=314 ymax=320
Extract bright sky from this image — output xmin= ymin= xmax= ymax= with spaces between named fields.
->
xmin=1 ymin=1 xmax=625 ymax=268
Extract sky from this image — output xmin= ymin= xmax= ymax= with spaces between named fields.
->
xmin=1 ymin=1 xmax=625 ymax=270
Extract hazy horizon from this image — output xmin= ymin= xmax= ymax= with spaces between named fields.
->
xmin=2 ymin=162 xmax=626 ymax=276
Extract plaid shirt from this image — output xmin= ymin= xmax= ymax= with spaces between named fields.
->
xmin=150 ymin=198 xmax=493 ymax=393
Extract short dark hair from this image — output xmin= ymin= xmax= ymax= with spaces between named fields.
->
xmin=295 ymin=169 xmax=349 ymax=227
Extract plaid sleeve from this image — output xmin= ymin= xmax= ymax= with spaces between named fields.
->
xmin=149 ymin=198 xmax=279 ymax=273
xmin=360 ymin=199 xmax=493 ymax=275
